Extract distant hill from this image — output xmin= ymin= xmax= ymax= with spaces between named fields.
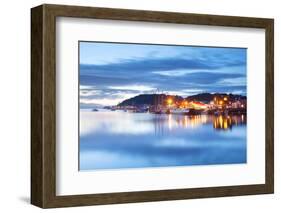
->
xmin=185 ymin=93 xmax=214 ymax=103
xmin=118 ymin=93 xmax=246 ymax=106
xmin=118 ymin=94 xmax=183 ymax=106
xmin=186 ymin=93 xmax=246 ymax=103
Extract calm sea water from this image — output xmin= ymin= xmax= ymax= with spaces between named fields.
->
xmin=79 ymin=110 xmax=246 ymax=171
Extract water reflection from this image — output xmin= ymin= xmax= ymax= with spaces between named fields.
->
xmin=213 ymin=115 xmax=246 ymax=130
xmin=80 ymin=111 xmax=247 ymax=170
xmin=153 ymin=114 xmax=246 ymax=135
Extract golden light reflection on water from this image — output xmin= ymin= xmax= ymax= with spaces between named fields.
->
xmin=168 ymin=114 xmax=172 ymax=130
xmin=165 ymin=114 xmax=246 ymax=131
xmin=81 ymin=111 xmax=246 ymax=137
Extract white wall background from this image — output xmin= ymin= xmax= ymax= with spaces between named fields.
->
xmin=0 ymin=0 xmax=279 ymax=212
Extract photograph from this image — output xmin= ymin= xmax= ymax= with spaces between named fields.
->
xmin=79 ymin=41 xmax=247 ymax=171
xmin=30 ymin=4 xmax=274 ymax=208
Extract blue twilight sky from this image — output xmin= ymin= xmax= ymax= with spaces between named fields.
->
xmin=79 ymin=41 xmax=247 ymax=107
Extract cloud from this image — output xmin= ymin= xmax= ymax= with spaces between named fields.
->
xmin=80 ymin=85 xmax=95 ymax=90
xmin=171 ymin=89 xmax=205 ymax=96
xmin=216 ymin=77 xmax=246 ymax=86
xmin=80 ymin=55 xmax=246 ymax=76
xmin=80 ymin=89 xmax=101 ymax=97
xmin=79 ymin=71 xmax=246 ymax=106
xmin=108 ymin=84 xmax=156 ymax=92
xmin=152 ymin=69 xmax=200 ymax=77
xmin=80 ymin=97 xmax=125 ymax=106
xmin=79 ymin=43 xmax=247 ymax=105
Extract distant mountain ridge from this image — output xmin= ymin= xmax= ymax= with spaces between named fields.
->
xmin=118 ymin=94 xmax=183 ymax=106
xmin=186 ymin=93 xmax=246 ymax=103
xmin=117 ymin=93 xmax=246 ymax=106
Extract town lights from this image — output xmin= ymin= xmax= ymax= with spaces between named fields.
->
xmin=167 ymin=98 xmax=173 ymax=105
xmin=179 ymin=100 xmax=188 ymax=108
xmin=223 ymin=97 xmax=228 ymax=101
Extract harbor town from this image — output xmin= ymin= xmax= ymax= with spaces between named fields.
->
xmin=101 ymin=92 xmax=247 ymax=117
xmin=80 ymin=42 xmax=248 ymax=170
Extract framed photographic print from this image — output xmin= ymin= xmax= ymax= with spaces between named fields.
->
xmin=31 ymin=4 xmax=274 ymax=208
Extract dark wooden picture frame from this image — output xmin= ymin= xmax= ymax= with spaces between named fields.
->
xmin=31 ymin=4 xmax=274 ymax=208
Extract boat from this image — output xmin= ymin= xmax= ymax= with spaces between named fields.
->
xmin=135 ymin=108 xmax=149 ymax=113
xmin=170 ymin=109 xmax=189 ymax=115
xmin=92 ymin=108 xmax=98 ymax=112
